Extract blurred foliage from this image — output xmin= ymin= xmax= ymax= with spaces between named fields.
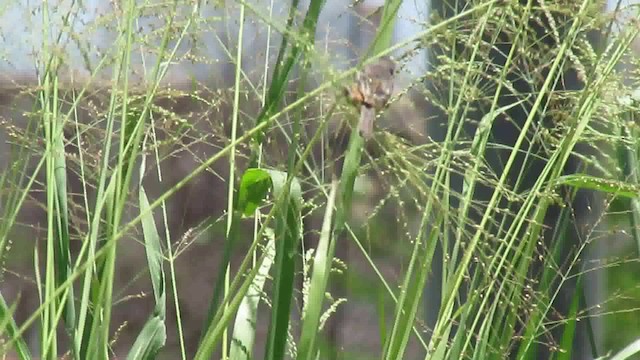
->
xmin=1 ymin=0 xmax=640 ymax=359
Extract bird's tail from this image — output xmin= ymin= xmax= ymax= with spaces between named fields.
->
xmin=358 ymin=106 xmax=375 ymax=139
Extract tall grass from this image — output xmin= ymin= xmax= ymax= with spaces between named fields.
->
xmin=1 ymin=0 xmax=640 ymax=359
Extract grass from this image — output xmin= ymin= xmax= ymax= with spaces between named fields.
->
xmin=1 ymin=0 xmax=640 ymax=359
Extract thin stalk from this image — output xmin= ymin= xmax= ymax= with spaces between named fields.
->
xmin=222 ymin=3 xmax=246 ymax=358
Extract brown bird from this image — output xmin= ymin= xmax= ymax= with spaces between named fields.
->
xmin=345 ymin=56 xmax=396 ymax=139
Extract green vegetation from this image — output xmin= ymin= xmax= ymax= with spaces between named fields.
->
xmin=1 ymin=0 xmax=640 ymax=359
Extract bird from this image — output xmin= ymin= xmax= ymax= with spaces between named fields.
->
xmin=345 ymin=56 xmax=396 ymax=139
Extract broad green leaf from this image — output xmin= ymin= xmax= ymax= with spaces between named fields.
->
xmin=237 ymin=168 xmax=273 ymax=216
xmin=127 ymin=317 xmax=167 ymax=360
xmin=237 ymin=168 xmax=303 ymax=214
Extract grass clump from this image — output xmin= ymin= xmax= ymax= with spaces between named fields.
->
xmin=1 ymin=0 xmax=640 ymax=359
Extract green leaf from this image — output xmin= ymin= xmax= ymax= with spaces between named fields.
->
xmin=265 ymin=168 xmax=303 ymax=360
xmin=237 ymin=168 xmax=303 ymax=216
xmin=555 ymin=175 xmax=640 ymax=198
xmin=0 ymin=292 xmax=31 ymax=359
xmin=139 ymin=186 xmax=166 ymax=312
xmin=297 ymin=181 xmax=337 ymax=360
xmin=230 ymin=236 xmax=276 ymax=360
xmin=250 ymin=0 xmax=326 ymax=149
xmin=200 ymin=167 xmax=302 ymax=352
xmin=50 ymin=111 xmax=76 ymax=335
xmin=264 ymin=169 xmax=302 ymax=208
xmin=368 ymin=0 xmax=403 ymax=57
xmin=127 ymin=184 xmax=166 ymax=360
xmin=196 ymin=168 xmax=302 ymax=360
xmin=237 ymin=168 xmax=273 ymax=216
xmin=127 ymin=317 xmax=167 ymax=360
xmin=555 ymin=276 xmax=582 ymax=360
xmin=610 ymin=338 xmax=640 ymax=360
xmin=383 ymin=213 xmax=441 ymax=359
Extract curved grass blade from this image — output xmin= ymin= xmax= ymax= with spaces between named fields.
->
xmin=127 ymin=181 xmax=167 ymax=359
xmin=555 ymin=175 xmax=640 ymax=199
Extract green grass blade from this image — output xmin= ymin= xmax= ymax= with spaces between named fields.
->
xmin=296 ymin=180 xmax=338 ymax=360
xmin=383 ymin=212 xmax=440 ymax=360
xmin=127 ymin=181 xmax=167 ymax=360
xmin=0 ymin=292 xmax=31 ymax=359
xmin=76 ymin=171 xmax=117 ymax=359
xmin=610 ymin=338 xmax=640 ymax=360
xmin=555 ymin=276 xmax=582 ymax=360
xmin=555 ymin=175 xmax=640 ymax=199
xmin=511 ymin=195 xmax=575 ymax=359
xmin=127 ymin=316 xmax=167 ymax=360
xmin=265 ymin=169 xmax=303 ymax=360
xmin=367 ymin=0 xmax=403 ymax=57
xmin=37 ymin=67 xmax=76 ymax=348
xmin=229 ymin=238 xmax=276 ymax=360
xmin=616 ymin=118 xmax=640 ymax=255
xmin=334 ymin=0 xmax=401 ymax=233
xmin=251 ymin=0 xmax=324 ymax=149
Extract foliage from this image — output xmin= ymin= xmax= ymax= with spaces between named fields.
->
xmin=0 ymin=0 xmax=640 ymax=359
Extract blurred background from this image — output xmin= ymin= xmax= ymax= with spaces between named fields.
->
xmin=1 ymin=0 xmax=639 ymax=359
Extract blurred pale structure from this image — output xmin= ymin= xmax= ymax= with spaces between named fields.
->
xmin=0 ymin=0 xmax=428 ymax=87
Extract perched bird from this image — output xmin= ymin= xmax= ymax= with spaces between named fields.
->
xmin=345 ymin=56 xmax=396 ymax=139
